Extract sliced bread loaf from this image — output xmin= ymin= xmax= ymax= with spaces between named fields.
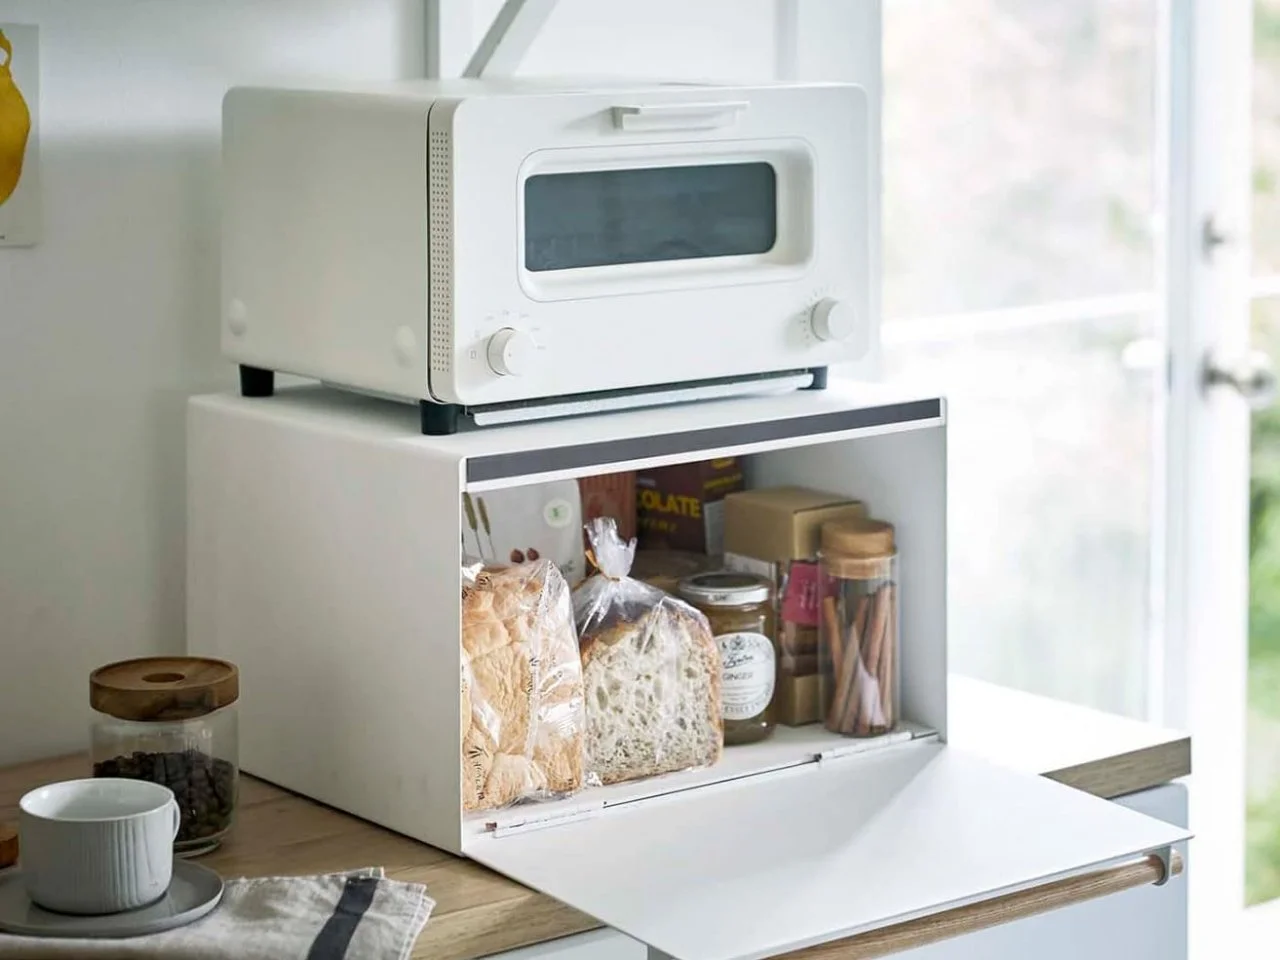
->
xmin=580 ymin=600 xmax=722 ymax=784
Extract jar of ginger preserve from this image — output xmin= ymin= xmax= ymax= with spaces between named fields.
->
xmin=678 ymin=571 xmax=777 ymax=745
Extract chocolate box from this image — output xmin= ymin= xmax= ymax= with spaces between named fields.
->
xmin=636 ymin=457 xmax=743 ymax=555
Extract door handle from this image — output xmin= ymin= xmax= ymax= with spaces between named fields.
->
xmin=771 ymin=850 xmax=1182 ymax=960
xmin=1204 ymin=349 xmax=1277 ymax=410
xmin=610 ymin=101 xmax=748 ymax=132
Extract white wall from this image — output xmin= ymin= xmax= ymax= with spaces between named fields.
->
xmin=0 ymin=1 xmax=424 ymax=764
xmin=0 ymin=0 xmax=876 ymax=765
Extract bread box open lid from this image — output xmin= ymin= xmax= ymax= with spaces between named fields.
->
xmin=464 ymin=741 xmax=1188 ymax=960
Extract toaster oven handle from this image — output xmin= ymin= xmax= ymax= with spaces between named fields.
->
xmin=610 ymin=101 xmax=749 ymax=132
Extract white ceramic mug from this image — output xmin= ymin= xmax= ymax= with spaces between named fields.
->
xmin=19 ymin=778 xmax=181 ymax=915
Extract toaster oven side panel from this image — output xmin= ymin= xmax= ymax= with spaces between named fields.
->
xmin=221 ymin=88 xmax=431 ymax=400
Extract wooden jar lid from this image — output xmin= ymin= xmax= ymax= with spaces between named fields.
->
xmin=821 ymin=519 xmax=895 ymax=579
xmin=90 ymin=657 xmax=239 ymax=722
xmin=821 ymin=518 xmax=895 ymax=557
xmin=0 ymin=824 xmax=17 ymax=869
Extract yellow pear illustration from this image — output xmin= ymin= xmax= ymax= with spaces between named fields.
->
xmin=0 ymin=28 xmax=32 ymax=206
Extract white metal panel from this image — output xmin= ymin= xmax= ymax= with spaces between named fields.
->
xmin=186 ymin=393 xmax=466 ymax=852
xmin=884 ymin=783 xmax=1188 ymax=960
xmin=484 ymin=786 xmax=1187 ymax=960
xmin=465 ymin=742 xmax=1187 ymax=960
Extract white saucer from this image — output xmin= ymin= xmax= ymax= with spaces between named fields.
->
xmin=0 ymin=860 xmax=223 ymax=938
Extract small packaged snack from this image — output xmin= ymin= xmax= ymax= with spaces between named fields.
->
xmin=573 ymin=518 xmax=723 ymax=785
xmin=460 ymin=559 xmax=586 ymax=811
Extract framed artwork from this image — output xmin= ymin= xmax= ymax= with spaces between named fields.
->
xmin=0 ymin=23 xmax=38 ymax=247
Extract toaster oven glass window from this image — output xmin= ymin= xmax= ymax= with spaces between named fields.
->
xmin=523 ymin=162 xmax=777 ymax=272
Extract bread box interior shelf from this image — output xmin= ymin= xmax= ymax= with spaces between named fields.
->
xmin=187 ymin=384 xmax=1187 ymax=960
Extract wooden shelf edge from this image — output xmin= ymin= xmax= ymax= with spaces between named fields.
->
xmin=1048 ymin=737 xmax=1192 ymax=801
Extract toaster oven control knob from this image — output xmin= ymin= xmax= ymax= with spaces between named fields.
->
xmin=485 ymin=328 xmax=536 ymax=377
xmin=809 ymin=298 xmax=857 ymax=343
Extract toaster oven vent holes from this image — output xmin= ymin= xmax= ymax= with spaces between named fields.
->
xmin=429 ymin=129 xmax=454 ymax=376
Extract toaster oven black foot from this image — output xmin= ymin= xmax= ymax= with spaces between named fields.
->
xmin=803 ymin=366 xmax=829 ymax=391
xmin=421 ymin=401 xmax=461 ymax=436
xmin=239 ymin=364 xmax=275 ymax=398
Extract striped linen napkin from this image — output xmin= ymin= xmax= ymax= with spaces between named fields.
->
xmin=0 ymin=868 xmax=433 ymax=960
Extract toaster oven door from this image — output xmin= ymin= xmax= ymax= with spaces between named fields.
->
xmin=430 ymin=83 xmax=870 ymax=408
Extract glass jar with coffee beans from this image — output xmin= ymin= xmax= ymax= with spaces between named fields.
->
xmin=90 ymin=657 xmax=239 ymax=856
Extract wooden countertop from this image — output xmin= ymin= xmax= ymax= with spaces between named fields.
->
xmin=946 ymin=676 xmax=1191 ymax=799
xmin=0 ymin=681 xmax=1188 ymax=960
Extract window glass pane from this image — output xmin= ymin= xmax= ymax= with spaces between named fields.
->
xmin=1255 ymin=0 xmax=1280 ymax=276
xmin=1247 ymin=297 xmax=1280 ymax=903
xmin=884 ymin=0 xmax=1157 ymax=318
xmin=886 ymin=315 xmax=1154 ymax=717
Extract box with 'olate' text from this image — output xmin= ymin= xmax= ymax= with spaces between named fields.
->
xmin=636 ymin=458 xmax=743 ymax=556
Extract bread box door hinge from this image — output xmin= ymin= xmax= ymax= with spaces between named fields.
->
xmin=486 ymin=802 xmax=605 ymax=838
xmin=815 ymin=728 xmax=919 ymax=764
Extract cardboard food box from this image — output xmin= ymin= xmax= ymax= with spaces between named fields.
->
xmin=579 ymin=471 xmax=637 ymax=544
xmin=636 ymin=457 xmax=744 ymax=555
xmin=723 ymin=486 xmax=867 ymax=726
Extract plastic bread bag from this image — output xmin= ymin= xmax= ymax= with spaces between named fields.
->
xmin=572 ymin=517 xmax=723 ymax=785
xmin=460 ymin=558 xmax=586 ymax=811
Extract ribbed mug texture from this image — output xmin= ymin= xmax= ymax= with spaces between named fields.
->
xmin=19 ymin=779 xmax=179 ymax=915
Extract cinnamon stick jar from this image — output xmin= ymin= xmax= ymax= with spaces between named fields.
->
xmin=818 ymin=519 xmax=898 ymax=737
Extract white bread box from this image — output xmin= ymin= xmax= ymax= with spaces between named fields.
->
xmin=186 ymin=385 xmax=1187 ymax=960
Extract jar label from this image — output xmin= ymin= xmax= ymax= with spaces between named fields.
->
xmin=781 ymin=561 xmax=820 ymax=627
xmin=716 ymin=631 xmax=776 ymax=720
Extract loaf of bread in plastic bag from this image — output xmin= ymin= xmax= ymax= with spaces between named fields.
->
xmin=461 ymin=560 xmax=586 ymax=811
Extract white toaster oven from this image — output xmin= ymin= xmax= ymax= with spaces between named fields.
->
xmin=221 ymin=79 xmax=872 ymax=434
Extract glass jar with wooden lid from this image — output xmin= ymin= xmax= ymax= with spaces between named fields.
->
xmin=677 ymin=571 xmax=777 ymax=746
xmin=89 ymin=657 xmax=239 ymax=856
xmin=818 ymin=519 xmax=898 ymax=737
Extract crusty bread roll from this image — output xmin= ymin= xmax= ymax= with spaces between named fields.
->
xmin=461 ymin=562 xmax=585 ymax=811
xmin=580 ymin=600 xmax=722 ymax=785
